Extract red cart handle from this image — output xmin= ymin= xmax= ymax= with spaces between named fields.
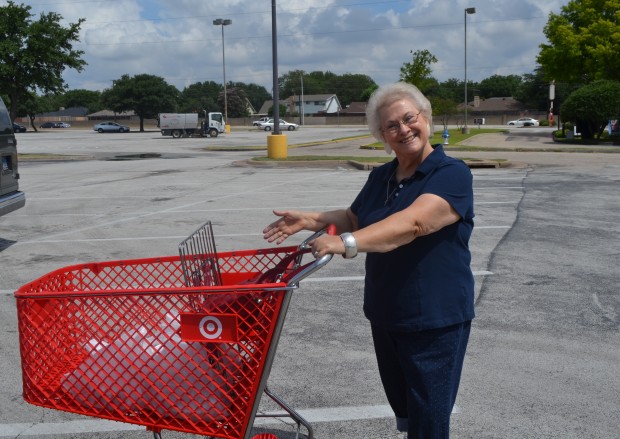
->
xmin=256 ymin=225 xmax=336 ymax=285
xmin=282 ymin=225 xmax=336 ymax=286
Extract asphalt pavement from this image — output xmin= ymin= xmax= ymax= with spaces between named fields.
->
xmin=0 ymin=127 xmax=618 ymax=439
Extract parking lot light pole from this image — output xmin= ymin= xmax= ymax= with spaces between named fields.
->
xmin=267 ymin=0 xmax=288 ymax=158
xmin=213 ymin=18 xmax=231 ymax=133
xmin=463 ymin=7 xmax=476 ymax=134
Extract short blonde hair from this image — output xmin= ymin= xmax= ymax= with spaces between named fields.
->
xmin=366 ymin=82 xmax=433 ymax=154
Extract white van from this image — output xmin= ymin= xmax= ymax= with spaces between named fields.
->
xmin=0 ymin=97 xmax=25 ymax=217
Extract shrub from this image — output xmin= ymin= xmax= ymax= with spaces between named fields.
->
xmin=560 ymin=80 xmax=620 ymax=139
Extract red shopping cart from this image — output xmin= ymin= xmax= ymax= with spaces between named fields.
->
xmin=14 ymin=221 xmax=334 ymax=439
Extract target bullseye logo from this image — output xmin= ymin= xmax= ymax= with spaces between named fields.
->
xmin=180 ymin=313 xmax=238 ymax=342
xmin=199 ymin=316 xmax=223 ymax=339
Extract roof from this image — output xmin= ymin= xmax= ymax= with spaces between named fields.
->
xmin=291 ymin=94 xmax=336 ymax=102
xmin=257 ymin=100 xmax=273 ymax=115
xmin=38 ymin=106 xmax=89 ymax=117
xmin=87 ymin=109 xmax=136 ymax=117
xmin=339 ymin=102 xmax=367 ymax=114
xmin=469 ymin=97 xmax=527 ymax=113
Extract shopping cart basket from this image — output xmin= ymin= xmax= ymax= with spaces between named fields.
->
xmin=15 ymin=221 xmax=335 ymax=439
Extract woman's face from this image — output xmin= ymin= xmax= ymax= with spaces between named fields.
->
xmin=379 ymin=99 xmax=431 ymax=157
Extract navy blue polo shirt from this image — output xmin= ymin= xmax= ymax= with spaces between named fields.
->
xmin=351 ymin=145 xmax=475 ymax=331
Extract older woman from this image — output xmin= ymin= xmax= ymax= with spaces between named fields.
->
xmin=263 ymin=82 xmax=475 ymax=438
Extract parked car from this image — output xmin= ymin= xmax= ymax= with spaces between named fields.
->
xmin=56 ymin=122 xmax=71 ymax=128
xmin=507 ymin=117 xmax=539 ymax=127
xmin=0 ymin=97 xmax=26 ymax=217
xmin=259 ymin=119 xmax=299 ymax=131
xmin=39 ymin=122 xmax=58 ymax=128
xmin=12 ymin=122 xmax=27 ymax=132
xmin=93 ymin=121 xmax=130 ymax=133
xmin=252 ymin=117 xmax=270 ymax=127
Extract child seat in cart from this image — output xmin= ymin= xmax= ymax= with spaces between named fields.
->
xmin=14 ymin=221 xmax=334 ymax=439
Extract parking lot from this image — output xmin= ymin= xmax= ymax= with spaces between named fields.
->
xmin=0 ymin=129 xmax=618 ymax=438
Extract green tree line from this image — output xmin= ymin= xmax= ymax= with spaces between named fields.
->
xmin=2 ymin=0 xmax=618 ymax=137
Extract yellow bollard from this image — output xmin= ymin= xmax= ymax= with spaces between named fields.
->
xmin=267 ymin=134 xmax=288 ymax=159
xmin=225 ymin=124 xmax=231 ymax=134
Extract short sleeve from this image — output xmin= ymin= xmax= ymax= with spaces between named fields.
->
xmin=422 ymin=159 xmax=473 ymax=220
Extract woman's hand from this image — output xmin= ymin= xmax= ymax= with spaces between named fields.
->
xmin=263 ymin=210 xmax=309 ymax=244
xmin=309 ymin=234 xmax=345 ymax=258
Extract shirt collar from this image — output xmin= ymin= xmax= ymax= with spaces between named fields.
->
xmin=386 ymin=144 xmax=447 ymax=182
xmin=416 ymin=144 xmax=446 ymax=176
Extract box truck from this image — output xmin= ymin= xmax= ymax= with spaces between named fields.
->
xmin=158 ymin=112 xmax=224 ymax=138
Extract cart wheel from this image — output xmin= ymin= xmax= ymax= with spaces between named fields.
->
xmin=251 ymin=434 xmax=278 ymax=439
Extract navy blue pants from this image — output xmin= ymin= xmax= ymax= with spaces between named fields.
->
xmin=371 ymin=321 xmax=471 ymax=439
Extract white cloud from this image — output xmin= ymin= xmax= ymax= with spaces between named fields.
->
xmin=19 ymin=0 xmax=569 ymax=94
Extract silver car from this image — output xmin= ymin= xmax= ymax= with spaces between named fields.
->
xmin=258 ymin=119 xmax=299 ymax=131
xmin=507 ymin=117 xmax=540 ymax=127
xmin=93 ymin=121 xmax=131 ymax=133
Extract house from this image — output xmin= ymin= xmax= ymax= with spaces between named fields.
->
xmin=256 ymin=100 xmax=274 ymax=117
xmin=244 ymin=99 xmax=257 ymax=116
xmin=37 ymin=106 xmax=89 ymax=118
xmin=288 ymin=94 xmax=342 ymax=115
xmin=257 ymin=94 xmax=342 ymax=117
xmin=470 ymin=96 xmax=526 ymax=113
xmin=36 ymin=106 xmax=89 ymax=121
xmin=459 ymin=96 xmax=544 ymax=125
xmin=338 ymin=102 xmax=367 ymax=115
xmin=87 ymin=109 xmax=136 ymax=121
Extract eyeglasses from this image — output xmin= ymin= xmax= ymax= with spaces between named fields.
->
xmin=382 ymin=111 xmax=422 ymax=135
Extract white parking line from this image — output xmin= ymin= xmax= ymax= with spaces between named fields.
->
xmin=16 ymin=227 xmax=510 ymax=245
xmin=3 ymin=272 xmax=493 ymax=296
xmin=0 ymin=404 xmax=461 ymax=436
xmin=306 ymin=271 xmax=492 ymax=283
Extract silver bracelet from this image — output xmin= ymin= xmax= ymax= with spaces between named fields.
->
xmin=340 ymin=233 xmax=358 ymax=259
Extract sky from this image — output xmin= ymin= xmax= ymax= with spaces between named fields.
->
xmin=15 ymin=0 xmax=570 ymax=95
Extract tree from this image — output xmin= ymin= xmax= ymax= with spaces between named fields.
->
xmin=514 ymin=67 xmax=580 ymax=114
xmin=305 ymin=71 xmax=337 ymax=93
xmin=538 ymin=0 xmax=620 ymax=84
xmin=218 ymin=87 xmax=250 ymax=118
xmin=179 ymin=81 xmax=220 ymax=113
xmin=229 ymin=82 xmax=271 ymax=114
xmin=102 ymin=74 xmax=178 ymax=132
xmin=279 ymin=70 xmax=304 ymax=98
xmin=426 ymin=78 xmax=464 ymax=103
xmin=267 ymin=104 xmax=287 ymax=118
xmin=278 ymin=71 xmax=377 ymax=106
xmin=62 ymin=89 xmax=102 ymax=113
xmin=360 ymin=84 xmax=379 ymax=101
xmin=0 ymin=1 xmax=86 ymax=120
xmin=11 ymin=90 xmax=38 ymax=128
xmin=560 ymin=80 xmax=620 ymax=139
xmin=478 ymin=74 xmax=522 ymax=98
xmin=513 ymin=68 xmax=550 ymax=110
xmin=429 ymin=97 xmax=459 ymax=130
xmin=399 ymin=49 xmax=439 ymax=93
xmin=332 ymin=73 xmax=377 ymax=106
xmin=279 ymin=70 xmax=339 ymax=98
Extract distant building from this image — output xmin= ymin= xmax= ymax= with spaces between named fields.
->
xmin=87 ymin=110 xmax=135 ymax=121
xmin=37 ymin=106 xmax=89 ymax=118
xmin=338 ymin=102 xmax=367 ymax=115
xmin=469 ymin=96 xmax=527 ymax=114
xmin=258 ymin=94 xmax=342 ymax=116
xmin=459 ymin=96 xmax=543 ymax=125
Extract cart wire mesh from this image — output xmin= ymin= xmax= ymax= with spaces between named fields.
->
xmin=14 ymin=222 xmax=331 ymax=439
xmin=14 ymin=251 xmax=301 ymax=439
xmin=178 ymin=220 xmax=222 ymax=287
